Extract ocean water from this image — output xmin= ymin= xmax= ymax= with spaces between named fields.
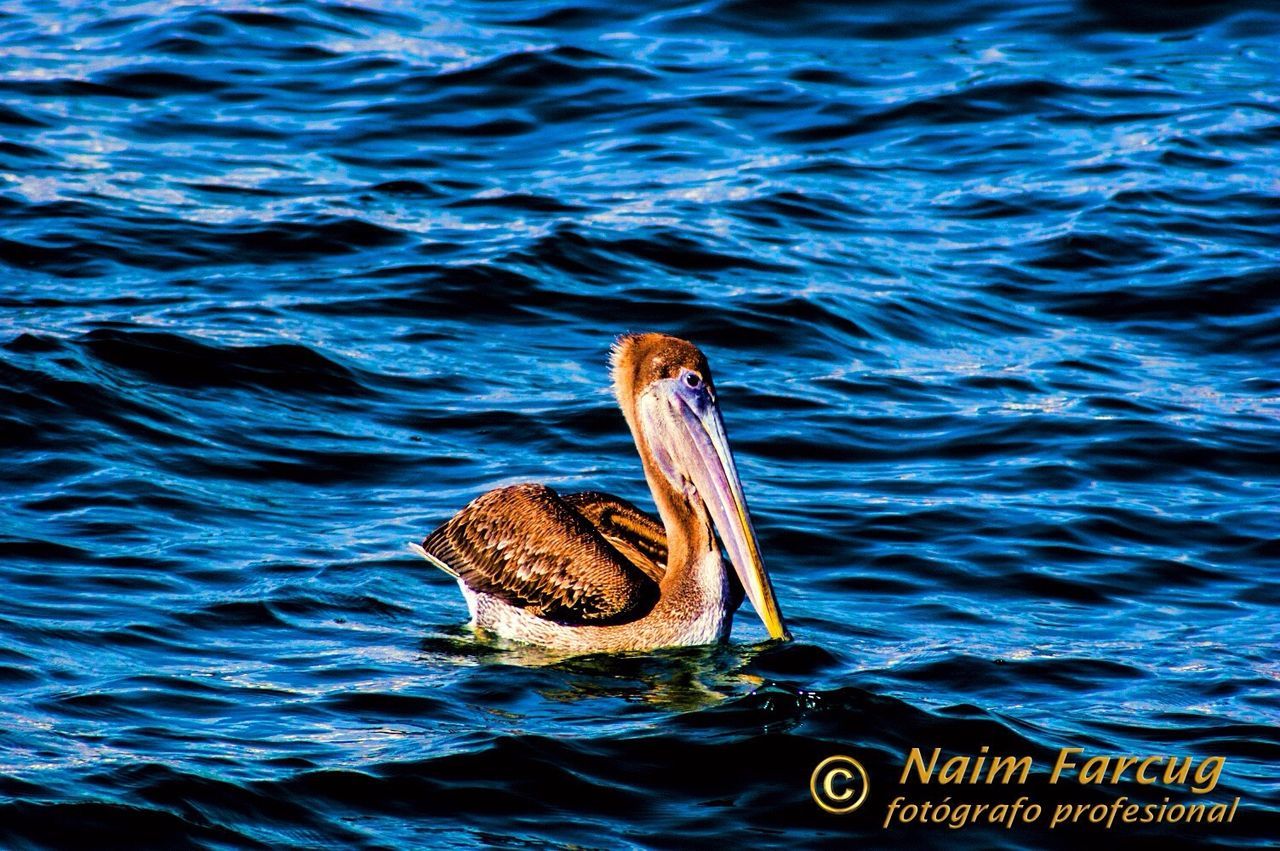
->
xmin=1 ymin=0 xmax=1277 ymax=847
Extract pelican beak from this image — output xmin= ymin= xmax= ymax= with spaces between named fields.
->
xmin=638 ymin=375 xmax=790 ymax=641
xmin=638 ymin=377 xmax=789 ymax=641
xmin=689 ymin=396 xmax=789 ymax=640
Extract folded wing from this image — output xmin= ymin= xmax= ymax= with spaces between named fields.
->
xmin=421 ymin=483 xmax=660 ymax=626
xmin=560 ymin=490 xmax=667 ymax=583
xmin=562 ymin=490 xmax=742 ymax=615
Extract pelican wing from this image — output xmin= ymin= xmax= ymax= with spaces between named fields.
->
xmin=562 ymin=490 xmax=744 ymax=612
xmin=421 ymin=483 xmax=659 ymax=626
xmin=561 ymin=491 xmax=667 ymax=583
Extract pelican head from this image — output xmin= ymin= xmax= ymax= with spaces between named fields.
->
xmin=611 ymin=333 xmax=789 ymax=640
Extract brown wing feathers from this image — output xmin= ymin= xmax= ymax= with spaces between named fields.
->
xmin=421 ymin=484 xmax=659 ymax=626
xmin=560 ymin=491 xmax=667 ymax=583
xmin=559 ymin=491 xmax=742 ymax=616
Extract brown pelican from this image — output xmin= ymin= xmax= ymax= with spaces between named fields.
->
xmin=411 ymin=333 xmax=788 ymax=653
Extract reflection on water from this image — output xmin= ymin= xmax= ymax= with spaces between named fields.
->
xmin=422 ymin=631 xmax=771 ymax=710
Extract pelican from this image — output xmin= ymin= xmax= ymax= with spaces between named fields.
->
xmin=411 ymin=333 xmax=788 ymax=652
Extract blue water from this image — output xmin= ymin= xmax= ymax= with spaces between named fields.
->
xmin=1 ymin=1 xmax=1278 ymax=847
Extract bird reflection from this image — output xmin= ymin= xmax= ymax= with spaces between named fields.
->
xmin=418 ymin=628 xmax=777 ymax=711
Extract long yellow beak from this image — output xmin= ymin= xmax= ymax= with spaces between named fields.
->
xmin=690 ymin=398 xmax=790 ymax=641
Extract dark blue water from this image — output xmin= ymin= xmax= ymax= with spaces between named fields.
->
xmin=2 ymin=1 xmax=1278 ymax=847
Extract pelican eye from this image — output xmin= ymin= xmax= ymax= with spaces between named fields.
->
xmin=683 ymin=371 xmax=702 ymax=389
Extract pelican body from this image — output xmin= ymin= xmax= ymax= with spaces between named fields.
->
xmin=413 ymin=333 xmax=788 ymax=653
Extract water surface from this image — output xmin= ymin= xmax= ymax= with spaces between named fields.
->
xmin=1 ymin=0 xmax=1278 ymax=847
